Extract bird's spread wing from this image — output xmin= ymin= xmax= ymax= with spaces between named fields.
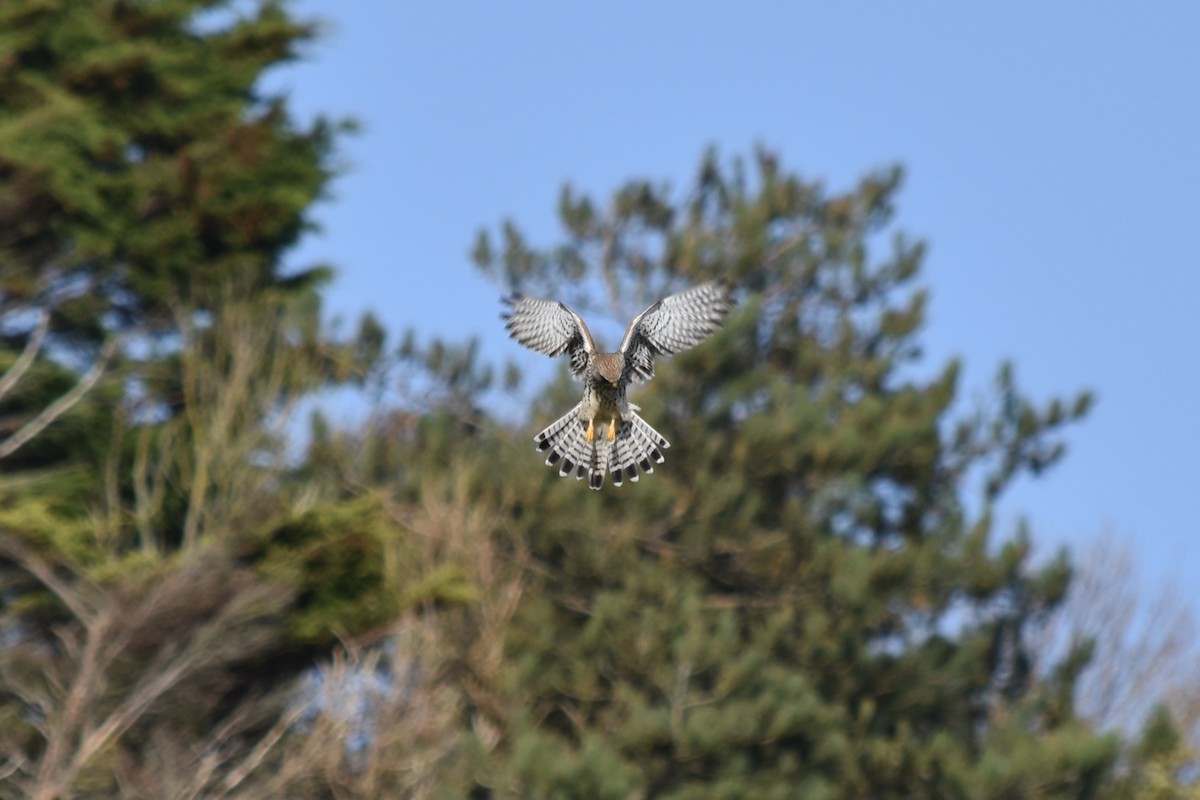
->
xmin=618 ymin=280 xmax=734 ymax=384
xmin=502 ymin=294 xmax=595 ymax=379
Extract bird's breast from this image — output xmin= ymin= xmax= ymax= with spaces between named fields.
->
xmin=585 ymin=381 xmax=624 ymax=416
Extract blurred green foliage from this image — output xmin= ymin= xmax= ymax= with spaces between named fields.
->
xmin=0 ymin=2 xmax=1193 ymax=798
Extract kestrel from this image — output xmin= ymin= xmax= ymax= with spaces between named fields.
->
xmin=501 ymin=280 xmax=734 ymax=489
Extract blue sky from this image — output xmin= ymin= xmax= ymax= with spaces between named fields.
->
xmin=268 ymin=3 xmax=1200 ymax=590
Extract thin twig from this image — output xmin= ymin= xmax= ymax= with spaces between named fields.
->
xmin=0 ymin=309 xmax=50 ymax=403
xmin=0 ymin=337 xmax=118 ymax=460
xmin=220 ymin=703 xmax=307 ymax=794
xmin=0 ymin=534 xmax=96 ymax=624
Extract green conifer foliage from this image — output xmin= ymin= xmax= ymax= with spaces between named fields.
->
xmin=0 ymin=4 xmax=395 ymax=795
xmin=463 ymin=150 xmax=1111 ymax=797
xmin=0 ymin=1 xmax=1167 ymax=792
xmin=0 ymin=0 xmax=341 ymax=336
xmin=0 ymin=0 xmax=348 ymax=484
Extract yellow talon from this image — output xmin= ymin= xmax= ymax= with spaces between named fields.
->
xmin=585 ymin=418 xmax=595 ymax=442
xmin=606 ymin=419 xmax=617 ymax=441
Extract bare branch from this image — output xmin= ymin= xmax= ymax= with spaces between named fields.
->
xmin=0 ymin=309 xmax=50 ymax=403
xmin=1031 ymin=532 xmax=1200 ymax=737
xmin=220 ymin=703 xmax=307 ymax=794
xmin=0 ymin=337 xmax=118 ymax=460
xmin=0 ymin=534 xmax=98 ymax=624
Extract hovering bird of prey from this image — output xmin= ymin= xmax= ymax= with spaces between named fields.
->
xmin=502 ymin=280 xmax=734 ymax=489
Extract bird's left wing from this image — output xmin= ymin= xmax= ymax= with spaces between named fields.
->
xmin=618 ymin=280 xmax=734 ymax=384
xmin=502 ymin=294 xmax=595 ymax=379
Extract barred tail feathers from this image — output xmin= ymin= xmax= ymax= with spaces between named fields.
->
xmin=609 ymin=410 xmax=669 ymax=488
xmin=535 ymin=406 xmax=671 ymax=490
xmin=534 ymin=403 xmax=591 ymax=482
xmin=609 ymin=427 xmax=637 ymax=487
xmin=536 ymin=406 xmax=608 ymax=490
xmin=590 ymin=435 xmax=610 ymax=490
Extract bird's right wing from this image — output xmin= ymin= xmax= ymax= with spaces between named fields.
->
xmin=501 ymin=294 xmax=595 ymax=379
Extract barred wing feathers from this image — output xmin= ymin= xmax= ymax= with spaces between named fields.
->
xmin=617 ymin=280 xmax=734 ymax=385
xmin=501 ymin=294 xmax=595 ymax=378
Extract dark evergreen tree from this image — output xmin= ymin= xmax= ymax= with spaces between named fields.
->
xmin=0 ymin=0 xmax=347 ymax=484
xmin=0 ymin=3 xmax=389 ymax=796
xmin=0 ymin=0 xmax=340 ymax=329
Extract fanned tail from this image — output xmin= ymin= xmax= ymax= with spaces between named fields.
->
xmin=534 ymin=406 xmax=670 ymax=490
xmin=611 ymin=410 xmax=668 ymax=487
xmin=534 ymin=403 xmax=590 ymax=482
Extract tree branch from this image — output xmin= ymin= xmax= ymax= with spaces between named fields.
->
xmin=0 ymin=534 xmax=97 ymax=624
xmin=0 ymin=337 xmax=117 ymax=460
xmin=0 ymin=309 xmax=50 ymax=403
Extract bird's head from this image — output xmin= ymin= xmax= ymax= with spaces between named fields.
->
xmin=594 ymin=353 xmax=623 ymax=386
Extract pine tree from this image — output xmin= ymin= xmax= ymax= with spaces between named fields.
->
xmin=452 ymin=149 xmax=1114 ymax=797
